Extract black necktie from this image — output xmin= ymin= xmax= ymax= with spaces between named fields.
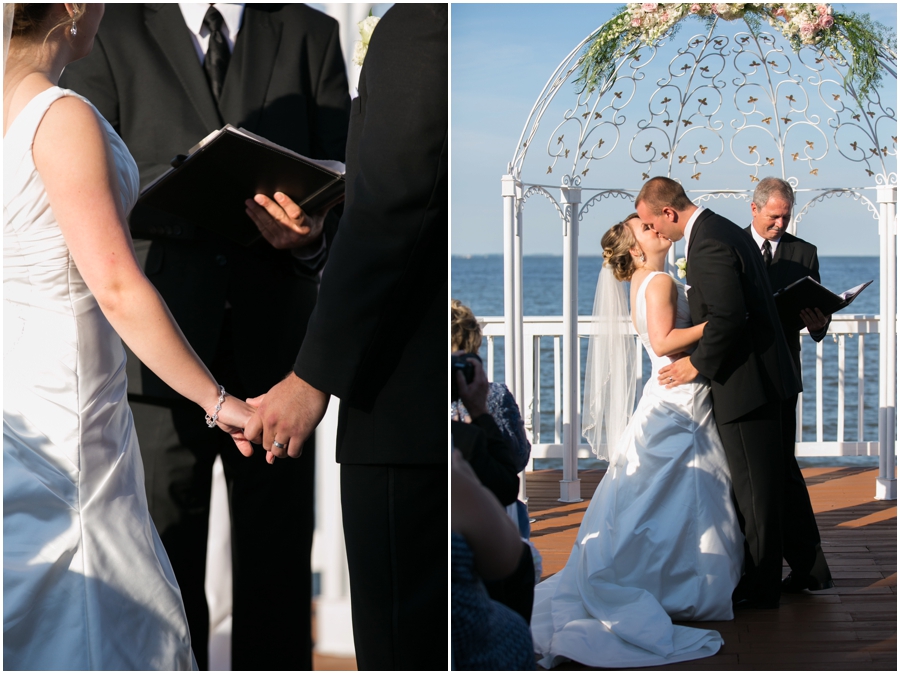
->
xmin=762 ymin=240 xmax=772 ymax=266
xmin=202 ymin=6 xmax=230 ymax=103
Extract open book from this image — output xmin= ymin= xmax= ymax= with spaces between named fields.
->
xmin=773 ymin=276 xmax=873 ymax=331
xmin=133 ymin=125 xmax=345 ymax=246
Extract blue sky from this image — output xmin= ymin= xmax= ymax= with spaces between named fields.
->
xmin=451 ymin=3 xmax=898 ymax=256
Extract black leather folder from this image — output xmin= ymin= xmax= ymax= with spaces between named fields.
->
xmin=774 ymin=276 xmax=873 ymax=330
xmin=133 ymin=125 xmax=345 ymax=246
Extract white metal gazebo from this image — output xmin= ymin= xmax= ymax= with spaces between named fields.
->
xmin=498 ymin=6 xmax=897 ymax=502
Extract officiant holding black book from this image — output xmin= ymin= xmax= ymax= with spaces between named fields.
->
xmin=744 ymin=177 xmax=834 ymax=594
xmin=60 ymin=4 xmax=351 ymax=669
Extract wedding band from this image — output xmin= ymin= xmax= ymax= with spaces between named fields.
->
xmin=273 ymin=440 xmax=287 ymax=450
xmin=669 ymin=377 xmax=674 ymax=382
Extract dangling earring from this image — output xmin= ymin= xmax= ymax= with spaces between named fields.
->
xmin=70 ymin=20 xmax=77 ymax=37
xmin=640 ymin=252 xmax=646 ymax=263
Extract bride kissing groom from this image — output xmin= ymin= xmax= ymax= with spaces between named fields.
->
xmin=532 ymin=176 xmax=832 ymax=669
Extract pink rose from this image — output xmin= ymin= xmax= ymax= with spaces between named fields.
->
xmin=800 ymin=22 xmax=816 ymax=36
xmin=774 ymin=8 xmax=786 ymax=18
xmin=818 ymin=14 xmax=834 ymax=29
xmin=632 ymin=16 xmax=643 ymax=27
xmin=690 ymin=3 xmax=701 ymax=13
xmin=642 ymin=2 xmax=658 ymax=11
xmin=817 ymin=5 xmax=830 ymax=15
xmin=660 ymin=11 xmax=670 ymax=22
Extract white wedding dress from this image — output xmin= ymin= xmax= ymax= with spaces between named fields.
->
xmin=4 ymin=87 xmax=196 ymax=670
xmin=532 ymin=271 xmax=743 ymax=669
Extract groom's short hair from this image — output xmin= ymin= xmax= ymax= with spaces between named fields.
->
xmin=635 ymin=177 xmax=693 ymax=215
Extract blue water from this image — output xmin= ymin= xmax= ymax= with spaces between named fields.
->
xmin=452 ymin=255 xmax=882 ymax=443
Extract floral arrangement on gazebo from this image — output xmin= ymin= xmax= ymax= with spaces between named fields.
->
xmin=578 ymin=3 xmax=895 ymax=98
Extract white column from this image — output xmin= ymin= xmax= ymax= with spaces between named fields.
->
xmin=502 ymin=175 xmax=518 ymax=392
xmin=559 ymin=184 xmax=582 ymax=503
xmin=311 ymin=397 xmax=356 ymax=655
xmin=514 ymin=196 xmax=525 ymax=407
xmin=876 ymin=185 xmax=897 ymax=501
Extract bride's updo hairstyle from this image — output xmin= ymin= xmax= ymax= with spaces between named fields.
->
xmin=451 ymin=299 xmax=482 ymax=354
xmin=601 ymin=213 xmax=640 ymax=282
xmin=11 ymin=4 xmax=87 ymax=42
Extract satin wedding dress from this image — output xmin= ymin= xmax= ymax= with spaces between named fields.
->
xmin=4 ymin=87 xmax=196 ymax=669
xmin=531 ymin=271 xmax=743 ymax=669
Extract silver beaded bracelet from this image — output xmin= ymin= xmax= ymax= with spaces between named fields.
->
xmin=205 ymin=385 xmax=227 ymax=428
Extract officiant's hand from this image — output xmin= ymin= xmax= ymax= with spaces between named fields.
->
xmin=658 ymin=356 xmax=699 ymax=389
xmin=245 ymin=192 xmax=327 ymax=251
xmin=800 ymin=307 xmax=829 ymax=333
xmin=244 ymin=373 xmax=329 ymax=463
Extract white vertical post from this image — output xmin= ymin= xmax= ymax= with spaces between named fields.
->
xmin=559 ymin=183 xmax=582 ymax=503
xmin=501 ymin=175 xmax=518 ymax=395
xmin=514 ymin=197 xmax=525 ymax=407
xmin=876 ymin=185 xmax=897 ymax=501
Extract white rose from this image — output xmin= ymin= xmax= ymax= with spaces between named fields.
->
xmin=358 ymin=15 xmax=380 ymax=44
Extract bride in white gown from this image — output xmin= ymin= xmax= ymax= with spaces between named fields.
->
xmin=3 ymin=5 xmax=254 ymax=669
xmin=531 ymin=213 xmax=743 ymax=669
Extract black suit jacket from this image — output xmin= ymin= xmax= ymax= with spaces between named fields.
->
xmin=744 ymin=227 xmax=830 ymax=369
xmin=293 ymin=4 xmax=447 ymax=466
xmin=60 ymin=4 xmax=350 ymax=398
xmin=686 ymin=209 xmax=801 ymax=423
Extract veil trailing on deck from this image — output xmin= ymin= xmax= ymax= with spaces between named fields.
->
xmin=582 ymin=263 xmax=636 ymax=462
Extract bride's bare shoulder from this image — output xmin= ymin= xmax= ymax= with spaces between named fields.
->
xmin=33 ymin=95 xmax=107 ymax=166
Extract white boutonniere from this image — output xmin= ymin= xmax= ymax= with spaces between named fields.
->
xmin=353 ymin=14 xmax=380 ymax=67
xmin=675 ymin=257 xmax=687 ymax=279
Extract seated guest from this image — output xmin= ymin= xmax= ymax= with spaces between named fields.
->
xmin=452 ymin=450 xmax=536 ymax=671
xmin=453 ymin=354 xmax=537 ymax=623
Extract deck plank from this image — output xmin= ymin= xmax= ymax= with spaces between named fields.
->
xmin=527 ymin=467 xmax=897 ymax=670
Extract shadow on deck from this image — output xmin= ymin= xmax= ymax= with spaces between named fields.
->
xmin=527 ymin=467 xmax=897 ymax=671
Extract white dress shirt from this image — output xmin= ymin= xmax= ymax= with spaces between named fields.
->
xmin=748 ymin=225 xmax=782 ymax=257
xmin=179 ymin=4 xmax=245 ymax=62
xmin=682 ymin=206 xmax=706 ymax=258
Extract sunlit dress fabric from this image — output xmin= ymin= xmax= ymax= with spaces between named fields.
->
xmin=531 ymin=271 xmax=742 ymax=669
xmin=4 ymin=86 xmax=196 ymax=670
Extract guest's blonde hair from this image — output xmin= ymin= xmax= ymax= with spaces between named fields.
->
xmin=451 ymin=299 xmax=482 ymax=354
xmin=601 ymin=213 xmax=640 ymax=282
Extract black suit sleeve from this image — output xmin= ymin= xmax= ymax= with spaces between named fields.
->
xmin=292 ymin=6 xmax=447 ymax=400
xmin=689 ymin=237 xmax=751 ymax=380
xmin=452 ymin=418 xmax=519 ymax=506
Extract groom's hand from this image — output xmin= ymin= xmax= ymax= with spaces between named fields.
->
xmin=244 ymin=373 xmax=329 ymax=462
xmin=658 ymin=356 xmax=699 ymax=388
xmin=245 ymin=192 xmax=327 ymax=251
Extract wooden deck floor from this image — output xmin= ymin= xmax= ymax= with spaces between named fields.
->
xmin=528 ymin=467 xmax=897 ymax=671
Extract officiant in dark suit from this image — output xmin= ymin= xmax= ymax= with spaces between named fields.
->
xmin=60 ymin=4 xmax=350 ymax=669
xmin=745 ymin=177 xmax=834 ymax=594
xmin=243 ymin=4 xmax=447 ymax=669
xmin=636 ymin=177 xmax=803 ymax=608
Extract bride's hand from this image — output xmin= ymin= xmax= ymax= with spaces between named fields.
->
xmin=210 ymin=395 xmax=256 ymax=457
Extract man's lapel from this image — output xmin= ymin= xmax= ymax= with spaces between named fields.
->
xmin=218 ymin=7 xmax=282 ymax=128
xmin=143 ymin=4 xmax=222 ymax=130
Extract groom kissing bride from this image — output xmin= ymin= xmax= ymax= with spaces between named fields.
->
xmin=637 ymin=176 xmax=833 ymax=609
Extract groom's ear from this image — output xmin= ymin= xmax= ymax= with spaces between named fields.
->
xmin=662 ymin=206 xmax=677 ymax=222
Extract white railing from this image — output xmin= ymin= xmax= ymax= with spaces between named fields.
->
xmin=478 ymin=314 xmax=884 ymax=465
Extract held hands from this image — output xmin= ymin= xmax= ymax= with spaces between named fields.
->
xmin=245 ymin=192 xmax=327 ymax=251
xmin=244 ymin=373 xmax=330 ymax=464
xmin=209 ymin=395 xmax=256 ymax=457
xmin=657 ymin=354 xmax=699 ymax=389
xmin=799 ymin=307 xmax=829 ymax=333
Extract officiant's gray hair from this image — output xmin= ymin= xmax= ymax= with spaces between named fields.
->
xmin=753 ymin=177 xmax=794 ymax=209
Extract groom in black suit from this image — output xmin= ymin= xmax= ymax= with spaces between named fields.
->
xmin=745 ymin=177 xmax=834 ymax=593
xmin=636 ymin=177 xmax=802 ymax=608
xmin=61 ymin=4 xmax=350 ymax=669
xmin=244 ymin=4 xmax=447 ymax=669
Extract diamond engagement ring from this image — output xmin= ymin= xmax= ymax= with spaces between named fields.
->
xmin=273 ymin=440 xmax=287 ymax=450
xmin=669 ymin=377 xmax=674 ymax=383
